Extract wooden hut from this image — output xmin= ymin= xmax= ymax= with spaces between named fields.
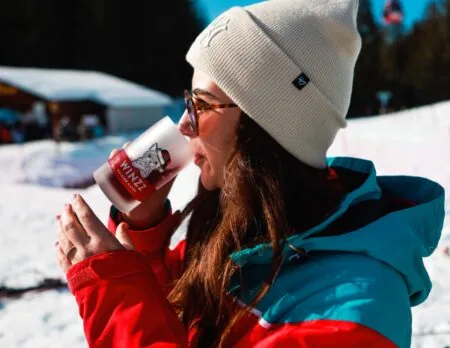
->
xmin=0 ymin=66 xmax=172 ymax=141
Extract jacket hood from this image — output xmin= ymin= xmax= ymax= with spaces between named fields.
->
xmin=230 ymin=157 xmax=445 ymax=306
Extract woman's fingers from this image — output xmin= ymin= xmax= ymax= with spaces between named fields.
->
xmin=57 ymin=216 xmax=77 ymax=254
xmin=61 ymin=203 xmax=90 ymax=247
xmin=57 ymin=226 xmax=75 ymax=254
xmin=115 ymin=222 xmax=135 ymax=250
xmin=55 ymin=244 xmax=72 ymax=273
xmin=56 ymin=194 xmax=125 ymax=273
xmin=71 ymin=194 xmax=110 ymax=240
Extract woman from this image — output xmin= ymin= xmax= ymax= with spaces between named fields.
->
xmin=55 ymin=0 xmax=445 ymax=347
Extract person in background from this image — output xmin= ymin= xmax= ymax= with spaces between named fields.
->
xmin=59 ymin=115 xmax=78 ymax=142
xmin=0 ymin=122 xmax=12 ymax=144
xmin=11 ymin=121 xmax=25 ymax=144
xmin=91 ymin=123 xmax=105 ymax=138
xmin=76 ymin=121 xmax=89 ymax=141
xmin=55 ymin=0 xmax=445 ymax=347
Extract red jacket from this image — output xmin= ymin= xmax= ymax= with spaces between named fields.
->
xmin=66 ymin=205 xmax=396 ymax=347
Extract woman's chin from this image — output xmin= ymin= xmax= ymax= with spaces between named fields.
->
xmin=200 ymin=168 xmax=218 ymax=191
xmin=200 ymin=174 xmax=215 ymax=191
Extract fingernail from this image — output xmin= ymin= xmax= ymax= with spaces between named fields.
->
xmin=54 ymin=241 xmax=59 ymax=247
xmin=56 ymin=214 xmax=61 ymax=220
xmin=72 ymin=193 xmax=78 ymax=200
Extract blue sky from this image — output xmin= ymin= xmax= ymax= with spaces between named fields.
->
xmin=196 ymin=0 xmax=435 ymax=30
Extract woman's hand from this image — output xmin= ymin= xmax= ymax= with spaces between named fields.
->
xmin=55 ymin=194 xmax=134 ymax=274
xmin=109 ymin=145 xmax=175 ymax=229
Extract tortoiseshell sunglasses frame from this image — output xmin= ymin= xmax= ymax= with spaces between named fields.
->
xmin=184 ymin=89 xmax=238 ymax=136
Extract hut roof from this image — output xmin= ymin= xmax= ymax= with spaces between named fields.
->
xmin=0 ymin=66 xmax=172 ymax=108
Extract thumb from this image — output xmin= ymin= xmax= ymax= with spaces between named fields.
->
xmin=116 ymin=222 xmax=135 ymax=250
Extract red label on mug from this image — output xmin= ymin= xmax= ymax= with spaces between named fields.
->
xmin=108 ymin=150 xmax=156 ymax=202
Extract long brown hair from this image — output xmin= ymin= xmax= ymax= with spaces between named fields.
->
xmin=168 ymin=112 xmax=346 ymax=346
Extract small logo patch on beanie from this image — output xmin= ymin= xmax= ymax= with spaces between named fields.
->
xmin=199 ymin=16 xmax=230 ymax=48
xmin=293 ymin=73 xmax=310 ymax=90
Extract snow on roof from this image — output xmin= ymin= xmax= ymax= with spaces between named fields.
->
xmin=0 ymin=66 xmax=172 ymax=108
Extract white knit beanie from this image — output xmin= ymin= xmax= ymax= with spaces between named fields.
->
xmin=186 ymin=0 xmax=362 ymax=168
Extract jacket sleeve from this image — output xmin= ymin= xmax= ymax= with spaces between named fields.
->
xmin=107 ymin=203 xmax=186 ymax=289
xmin=64 ymin=202 xmax=189 ymax=347
xmin=67 ymin=249 xmax=188 ymax=348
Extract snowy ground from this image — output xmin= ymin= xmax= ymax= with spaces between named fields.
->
xmin=0 ymin=103 xmax=448 ymax=348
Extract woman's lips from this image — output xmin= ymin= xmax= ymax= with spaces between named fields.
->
xmin=194 ymin=154 xmax=205 ymax=166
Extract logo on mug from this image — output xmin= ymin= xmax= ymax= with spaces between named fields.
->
xmin=132 ymin=143 xmax=171 ymax=178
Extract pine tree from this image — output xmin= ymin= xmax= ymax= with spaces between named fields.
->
xmin=348 ymin=0 xmax=385 ymax=117
xmin=0 ymin=0 xmax=205 ymax=97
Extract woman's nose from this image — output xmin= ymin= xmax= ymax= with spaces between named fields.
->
xmin=178 ymin=110 xmax=195 ymax=138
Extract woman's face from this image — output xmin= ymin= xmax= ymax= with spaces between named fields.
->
xmin=179 ymin=69 xmax=240 ymax=190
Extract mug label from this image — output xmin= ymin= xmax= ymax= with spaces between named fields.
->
xmin=108 ymin=145 xmax=164 ymax=201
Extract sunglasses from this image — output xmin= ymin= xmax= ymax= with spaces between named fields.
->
xmin=184 ymin=89 xmax=238 ymax=136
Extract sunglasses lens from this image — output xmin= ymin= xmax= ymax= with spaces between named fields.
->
xmin=186 ymin=97 xmax=197 ymax=135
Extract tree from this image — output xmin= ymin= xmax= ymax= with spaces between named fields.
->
xmin=348 ymin=0 xmax=450 ymax=116
xmin=0 ymin=0 xmax=205 ymax=97
xmin=348 ymin=0 xmax=386 ymax=117
xmin=395 ymin=0 xmax=450 ymax=107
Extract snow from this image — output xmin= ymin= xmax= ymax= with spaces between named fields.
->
xmin=0 ymin=66 xmax=172 ymax=107
xmin=0 ymin=101 xmax=448 ymax=347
